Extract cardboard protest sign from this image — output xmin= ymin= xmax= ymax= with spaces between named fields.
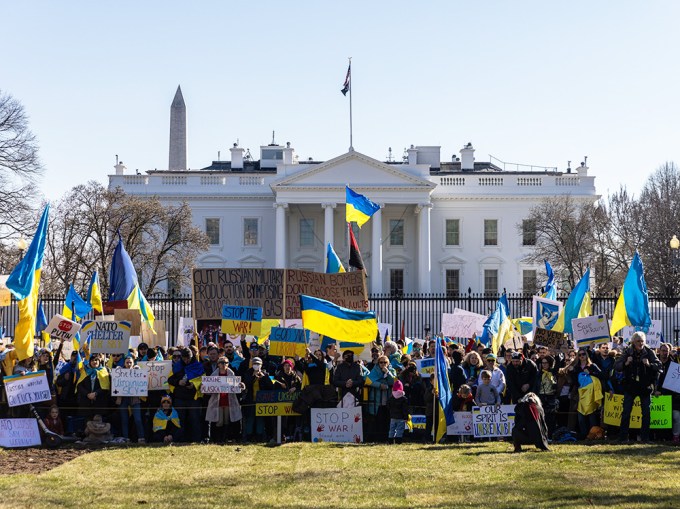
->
xmin=45 ymin=314 xmax=82 ymax=341
xmin=255 ymin=390 xmax=300 ymax=417
xmin=81 ymin=320 xmax=132 ymax=354
xmin=192 ymin=268 xmax=368 ymax=320
xmin=572 ymin=315 xmax=610 ymax=348
xmin=221 ymin=305 xmax=263 ymax=336
xmin=177 ymin=317 xmax=194 ymax=347
xmin=533 ymin=328 xmax=567 ymax=350
xmin=137 ymin=361 xmax=171 ymax=391
xmin=661 ymin=361 xmax=680 ymax=394
xmin=621 ymin=320 xmax=662 ymax=349
xmin=3 ymin=371 xmax=52 ymax=407
xmin=0 ymin=419 xmax=41 ymax=448
xmin=201 ymin=376 xmax=242 ymax=394
xmin=51 ymin=338 xmax=73 ymax=361
xmin=269 ymin=327 xmax=309 ymax=357
xmin=141 ymin=320 xmax=167 ymax=348
xmin=504 ymin=332 xmax=525 ymax=351
xmin=447 ymin=411 xmax=474 ymax=436
xmin=311 ymin=407 xmax=363 ymax=443
xmin=442 ymin=309 xmax=488 ymax=339
xmin=114 ymin=309 xmax=142 ymax=336
xmin=415 ymin=358 xmax=435 ymax=378
xmin=532 ymin=296 xmax=562 ymax=334
xmin=111 ymin=367 xmax=148 ymax=397
xmin=603 ymin=393 xmax=671 ymax=429
xmin=472 ymin=405 xmax=516 ymax=437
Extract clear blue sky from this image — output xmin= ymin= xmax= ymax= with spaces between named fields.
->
xmin=3 ymin=1 xmax=680 ymax=201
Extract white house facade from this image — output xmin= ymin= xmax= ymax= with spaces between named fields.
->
xmin=108 ymin=88 xmax=598 ymax=296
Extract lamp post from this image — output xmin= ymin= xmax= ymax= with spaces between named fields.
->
xmin=670 ymin=236 xmax=680 ymax=337
xmin=17 ymin=235 xmax=27 ymax=257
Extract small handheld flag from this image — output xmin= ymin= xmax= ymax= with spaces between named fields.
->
xmin=326 ymin=243 xmax=346 ymax=274
xmin=348 ymin=227 xmax=366 ymax=272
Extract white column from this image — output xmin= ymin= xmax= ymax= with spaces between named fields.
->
xmin=322 ymin=203 xmax=336 ymax=250
xmin=370 ymin=205 xmax=383 ymax=294
xmin=416 ymin=203 xmax=432 ymax=293
xmin=274 ymin=203 xmax=288 ymax=268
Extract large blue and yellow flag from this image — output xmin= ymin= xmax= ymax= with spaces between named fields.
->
xmin=326 ymin=242 xmax=346 ymax=274
xmin=543 ymin=260 xmax=557 ymax=300
xmin=108 ymin=236 xmax=156 ymax=332
xmin=611 ymin=252 xmax=651 ymax=335
xmin=6 ymin=204 xmax=49 ymax=360
xmin=87 ymin=271 xmax=104 ymax=314
xmin=434 ymin=340 xmax=455 ymax=443
xmin=552 ymin=268 xmax=591 ymax=334
xmin=300 ymin=294 xmax=377 ymax=343
xmin=346 ymin=186 xmax=380 ymax=228
xmin=479 ymin=294 xmax=513 ymax=354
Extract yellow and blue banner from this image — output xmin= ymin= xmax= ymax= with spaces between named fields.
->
xmin=479 ymin=294 xmax=513 ymax=354
xmin=300 ymin=294 xmax=377 ymax=343
xmin=221 ymin=305 xmax=263 ymax=336
xmin=543 ymin=260 xmax=557 ymax=300
xmin=326 ymin=242 xmax=346 ymax=274
xmin=611 ymin=252 xmax=651 ymax=335
xmin=269 ymin=327 xmax=309 ymax=357
xmin=552 ymin=268 xmax=591 ymax=334
xmin=87 ymin=271 xmax=103 ymax=314
xmin=108 ymin=235 xmax=156 ymax=332
xmin=434 ymin=340 xmax=455 ymax=443
xmin=6 ymin=204 xmax=49 ymax=360
xmin=346 ymin=186 xmax=380 ymax=228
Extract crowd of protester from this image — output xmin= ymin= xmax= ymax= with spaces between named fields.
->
xmin=0 ymin=329 xmax=677 ymax=446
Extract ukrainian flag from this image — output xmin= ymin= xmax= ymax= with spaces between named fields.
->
xmin=346 ymin=186 xmax=380 ymax=228
xmin=434 ymin=340 xmax=455 ymax=443
xmin=6 ymin=204 xmax=49 ymax=360
xmin=611 ymin=252 xmax=651 ymax=335
xmin=87 ymin=271 xmax=104 ymax=314
xmin=36 ymin=299 xmax=50 ymax=345
xmin=63 ymin=284 xmax=93 ymax=352
xmin=512 ymin=317 xmax=533 ymax=336
xmin=479 ymin=294 xmax=513 ymax=354
xmin=543 ymin=260 xmax=557 ymax=300
xmin=552 ymin=268 xmax=591 ymax=334
xmin=300 ymin=294 xmax=377 ymax=343
xmin=108 ymin=235 xmax=156 ymax=332
xmin=326 ymin=242 xmax=346 ymax=273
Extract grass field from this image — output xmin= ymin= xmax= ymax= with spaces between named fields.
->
xmin=0 ymin=442 xmax=678 ymax=509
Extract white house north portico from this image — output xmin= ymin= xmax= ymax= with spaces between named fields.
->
xmin=108 ymin=88 xmax=598 ymax=296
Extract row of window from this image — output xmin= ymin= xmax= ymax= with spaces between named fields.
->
xmin=388 ymin=268 xmax=538 ymax=296
xmin=205 ymin=217 xmax=537 ymax=248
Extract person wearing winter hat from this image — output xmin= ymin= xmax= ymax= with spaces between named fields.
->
xmin=387 ymin=379 xmax=409 ymax=444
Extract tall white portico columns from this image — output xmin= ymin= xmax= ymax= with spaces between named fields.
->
xmin=274 ymin=203 xmax=288 ymax=268
xmin=322 ymin=203 xmax=336 ymax=251
xmin=370 ymin=205 xmax=383 ymax=294
xmin=416 ymin=203 xmax=432 ymax=293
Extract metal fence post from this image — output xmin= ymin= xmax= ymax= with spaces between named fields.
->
xmin=170 ymin=289 xmax=177 ymax=347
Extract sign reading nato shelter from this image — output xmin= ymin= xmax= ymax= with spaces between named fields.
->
xmin=192 ymin=268 xmax=367 ymax=321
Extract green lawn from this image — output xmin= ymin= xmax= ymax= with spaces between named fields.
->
xmin=1 ymin=442 xmax=678 ymax=509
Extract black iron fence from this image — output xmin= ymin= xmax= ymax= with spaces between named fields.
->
xmin=3 ymin=291 xmax=680 ymax=347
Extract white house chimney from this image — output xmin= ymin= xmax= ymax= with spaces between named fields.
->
xmin=282 ymin=141 xmax=294 ymax=164
xmin=230 ymin=143 xmax=244 ymax=169
xmin=114 ymin=161 xmax=126 ymax=175
xmin=578 ymin=157 xmax=589 ymax=177
xmin=407 ymin=145 xmax=418 ymax=165
xmin=460 ymin=142 xmax=475 ymax=171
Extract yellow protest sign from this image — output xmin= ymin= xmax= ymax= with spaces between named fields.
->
xmin=602 ymin=393 xmax=671 ymax=429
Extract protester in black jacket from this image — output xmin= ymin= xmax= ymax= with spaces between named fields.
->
xmin=506 ymin=352 xmax=538 ymax=403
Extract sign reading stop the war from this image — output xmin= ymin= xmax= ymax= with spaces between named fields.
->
xmin=45 ymin=314 xmax=82 ymax=341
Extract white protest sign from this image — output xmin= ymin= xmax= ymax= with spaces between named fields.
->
xmin=621 ymin=320 xmax=662 ymax=349
xmin=51 ymin=339 xmax=74 ymax=361
xmin=311 ymin=407 xmax=363 ymax=443
xmin=201 ymin=376 xmax=242 ymax=394
xmin=572 ymin=314 xmax=610 ymax=347
xmin=378 ymin=322 xmax=392 ymax=341
xmin=3 ymin=371 xmax=52 ymax=407
xmin=82 ymin=320 xmax=132 ymax=354
xmin=662 ymin=361 xmax=680 ymax=394
xmin=177 ymin=317 xmax=194 ymax=347
xmin=442 ymin=309 xmax=487 ymax=339
xmin=137 ymin=360 xmax=171 ymax=391
xmin=472 ymin=405 xmax=516 ymax=437
xmin=415 ymin=358 xmax=436 ymax=378
xmin=111 ymin=367 xmax=148 ymax=397
xmin=0 ymin=419 xmax=41 ymax=448
xmin=45 ymin=314 xmax=82 ymax=341
xmin=447 ymin=411 xmax=474 ymax=436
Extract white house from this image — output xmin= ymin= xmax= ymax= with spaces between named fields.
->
xmin=108 ymin=88 xmax=598 ymax=295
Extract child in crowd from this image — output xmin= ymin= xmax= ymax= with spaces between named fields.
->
xmin=475 ymin=370 xmax=500 ymax=407
xmin=153 ymin=395 xmax=182 ymax=444
xmin=44 ymin=405 xmax=64 ymax=436
xmin=387 ymin=380 xmax=409 ymax=444
xmin=453 ymin=384 xmax=474 ymax=411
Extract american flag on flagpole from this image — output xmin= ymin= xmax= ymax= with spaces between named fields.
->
xmin=341 ymin=62 xmax=351 ymax=96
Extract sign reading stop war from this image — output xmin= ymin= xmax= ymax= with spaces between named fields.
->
xmin=82 ymin=320 xmax=132 ymax=354
xmin=45 ymin=314 xmax=82 ymax=341
xmin=192 ymin=268 xmax=368 ymax=320
xmin=3 ymin=371 xmax=52 ymax=407
xmin=137 ymin=361 xmax=171 ymax=391
xmin=221 ymin=305 xmax=262 ymax=336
